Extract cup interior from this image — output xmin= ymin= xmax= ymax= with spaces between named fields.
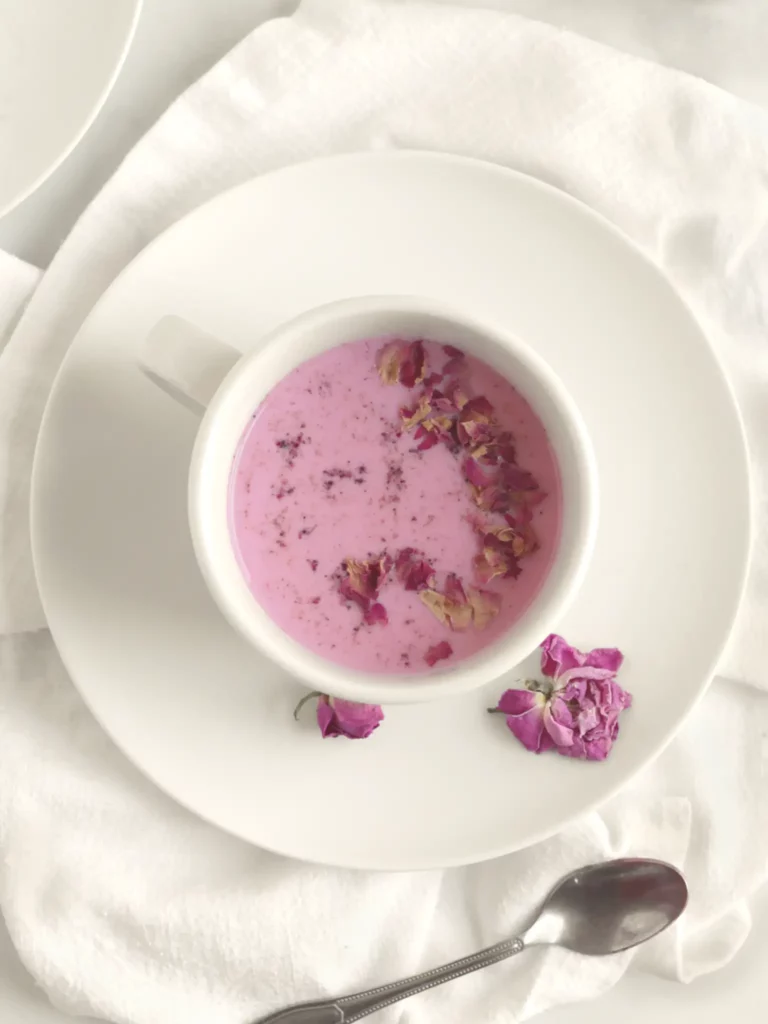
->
xmin=190 ymin=296 xmax=597 ymax=704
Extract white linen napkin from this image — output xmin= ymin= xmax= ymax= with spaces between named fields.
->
xmin=2 ymin=1 xmax=768 ymax=1022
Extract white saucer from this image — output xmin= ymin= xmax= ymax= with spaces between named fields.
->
xmin=0 ymin=0 xmax=142 ymax=216
xmin=31 ymin=152 xmax=750 ymax=870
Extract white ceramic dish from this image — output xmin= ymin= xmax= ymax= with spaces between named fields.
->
xmin=0 ymin=0 xmax=142 ymax=217
xmin=139 ymin=298 xmax=598 ymax=704
xmin=31 ymin=152 xmax=750 ymax=869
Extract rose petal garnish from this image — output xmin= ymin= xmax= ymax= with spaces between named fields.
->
xmin=416 ymin=432 xmax=439 ymax=451
xmin=471 ymin=483 xmax=509 ymax=514
xmin=364 ymin=602 xmax=388 ymax=626
xmin=444 ymin=572 xmax=466 ymax=604
xmin=540 ymin=633 xmax=625 ymax=680
xmin=467 ymin=587 xmax=501 ymax=629
xmin=395 ymin=548 xmax=436 ymax=591
xmin=443 ymin=356 xmax=467 ymax=378
xmin=399 ymin=340 xmax=426 ymax=388
xmin=339 ymin=577 xmax=370 ymax=610
xmin=498 ymin=464 xmax=539 ymax=492
xmin=316 ymin=695 xmax=385 ymax=739
xmin=344 ymin=556 xmax=386 ymax=599
xmin=425 ymin=641 xmax=453 ymax=667
xmin=490 ymin=689 xmax=554 ymax=753
xmin=421 ymin=413 xmax=455 ymax=435
xmin=443 ymin=345 xmax=464 ymax=359
xmin=456 ymin=396 xmax=496 ymax=446
xmin=401 ymin=393 xmax=433 ymax=430
xmin=419 ymin=589 xmax=473 ymax=630
xmin=442 ymin=378 xmax=468 ymax=410
xmin=494 ymin=431 xmax=517 ymax=465
xmin=462 ymin=455 xmax=491 ymax=488
xmin=376 ymin=340 xmax=406 ymax=385
xmin=376 ymin=339 xmax=426 ymax=388
xmin=490 ymin=635 xmax=631 ymax=761
xmin=503 ymin=508 xmax=539 ymax=556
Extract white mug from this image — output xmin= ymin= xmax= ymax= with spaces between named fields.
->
xmin=140 ymin=295 xmax=598 ymax=704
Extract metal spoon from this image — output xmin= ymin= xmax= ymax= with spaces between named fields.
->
xmin=256 ymin=858 xmax=687 ymax=1024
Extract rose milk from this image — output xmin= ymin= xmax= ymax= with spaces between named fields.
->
xmin=228 ymin=338 xmax=562 ymax=674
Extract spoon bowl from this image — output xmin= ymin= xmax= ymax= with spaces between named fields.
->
xmin=523 ymin=858 xmax=688 ymax=955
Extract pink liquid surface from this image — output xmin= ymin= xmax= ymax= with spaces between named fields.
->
xmin=229 ymin=339 xmax=562 ymax=674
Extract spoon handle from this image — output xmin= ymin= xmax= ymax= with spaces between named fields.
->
xmin=256 ymin=936 xmax=525 ymax=1024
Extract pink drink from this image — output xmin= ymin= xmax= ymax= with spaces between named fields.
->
xmin=228 ymin=338 xmax=562 ymax=674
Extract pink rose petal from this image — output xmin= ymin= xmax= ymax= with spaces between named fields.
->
xmin=425 ymin=641 xmax=453 ymax=667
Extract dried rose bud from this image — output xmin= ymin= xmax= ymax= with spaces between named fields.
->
xmin=294 ymin=692 xmax=384 ymax=739
xmin=489 ymin=635 xmax=631 ymax=761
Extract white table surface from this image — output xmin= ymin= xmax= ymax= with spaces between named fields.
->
xmin=2 ymin=1 xmax=767 ymax=1021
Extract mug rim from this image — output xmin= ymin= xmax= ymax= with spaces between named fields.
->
xmin=189 ymin=294 xmax=599 ymax=704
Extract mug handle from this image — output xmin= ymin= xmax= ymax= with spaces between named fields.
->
xmin=139 ymin=315 xmax=241 ymax=414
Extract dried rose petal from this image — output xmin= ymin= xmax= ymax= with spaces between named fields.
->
xmin=364 ymin=602 xmax=388 ymax=626
xmin=540 ymin=633 xmax=625 ymax=681
xmin=344 ymin=556 xmax=387 ymax=599
xmin=425 ymin=641 xmax=453 ymax=667
xmin=399 ymin=340 xmax=426 ymax=388
xmin=467 ymin=587 xmax=501 ymax=629
xmin=401 ymin=393 xmax=433 ymax=430
xmin=494 ymin=431 xmax=517 ymax=465
xmin=420 ymin=589 xmax=473 ymax=630
xmin=456 ymin=396 xmax=496 ymax=446
xmin=339 ymin=577 xmax=369 ymax=611
xmin=503 ymin=509 xmax=539 ymax=556
xmin=462 ymin=456 xmax=493 ymax=489
xmin=491 ymin=688 xmax=554 ymax=753
xmin=471 ymin=483 xmax=510 ymax=514
xmin=442 ymin=378 xmax=468 ymax=410
xmin=338 ymin=555 xmax=392 ymax=626
xmin=395 ymin=548 xmax=436 ymax=591
xmin=457 ymin=419 xmax=496 ymax=449
xmin=443 ymin=356 xmax=467 ymax=378
xmin=498 ymin=464 xmax=539 ymax=492
xmin=376 ymin=339 xmax=426 ymax=388
xmin=473 ymin=529 xmax=523 ymax=583
xmin=484 ymin=523 xmax=516 ymax=543
xmin=444 ymin=572 xmax=466 ymax=604
xmin=376 ymin=340 xmax=406 ymax=385
xmin=317 ymin=695 xmax=384 ymax=739
xmin=421 ymin=413 xmax=455 ymax=436
xmin=416 ymin=431 xmax=439 ymax=451
xmin=443 ymin=345 xmax=464 ymax=359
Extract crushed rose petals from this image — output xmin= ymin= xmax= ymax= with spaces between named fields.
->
xmin=489 ymin=634 xmax=632 ymax=761
xmin=294 ymin=692 xmax=384 ymax=739
xmin=376 ymin=339 xmax=426 ymax=388
xmin=338 ymin=554 xmax=391 ymax=626
xmin=395 ymin=548 xmax=436 ymax=591
xmin=466 ymin=587 xmax=502 ymax=629
xmin=375 ymin=339 xmax=547 ymax=577
xmin=425 ymin=641 xmax=454 ymax=666
xmin=419 ymin=588 xmax=474 ymax=631
xmin=321 ymin=342 xmax=551 ymax=677
xmin=473 ymin=529 xmax=522 ymax=584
